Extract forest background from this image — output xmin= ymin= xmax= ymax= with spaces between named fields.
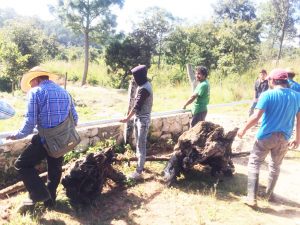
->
xmin=0 ymin=0 xmax=300 ymax=132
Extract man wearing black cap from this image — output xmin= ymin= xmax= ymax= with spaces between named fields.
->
xmin=238 ymin=68 xmax=300 ymax=207
xmin=120 ymin=65 xmax=153 ymax=180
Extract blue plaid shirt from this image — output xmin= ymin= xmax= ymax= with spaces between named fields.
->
xmin=14 ymin=80 xmax=78 ymax=139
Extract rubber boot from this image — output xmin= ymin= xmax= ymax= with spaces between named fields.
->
xmin=265 ymin=175 xmax=279 ymax=202
xmin=244 ymin=172 xmax=259 ymax=207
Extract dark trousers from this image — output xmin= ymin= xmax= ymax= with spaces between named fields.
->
xmin=14 ymin=135 xmax=63 ymax=202
xmin=191 ymin=111 xmax=207 ymax=127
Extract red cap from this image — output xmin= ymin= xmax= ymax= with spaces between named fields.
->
xmin=266 ymin=68 xmax=288 ymax=80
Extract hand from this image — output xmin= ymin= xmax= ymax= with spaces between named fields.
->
xmin=237 ymin=129 xmax=245 ymax=139
xmin=119 ymin=118 xmax=128 ymax=123
xmin=6 ymin=135 xmax=17 ymax=140
xmin=289 ymin=140 xmax=300 ymax=150
xmin=183 ymin=105 xmax=186 ymax=110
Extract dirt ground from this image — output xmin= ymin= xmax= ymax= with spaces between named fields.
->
xmin=1 ymin=113 xmax=300 ymax=225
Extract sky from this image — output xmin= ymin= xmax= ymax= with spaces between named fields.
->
xmin=0 ymin=0 xmax=220 ymax=31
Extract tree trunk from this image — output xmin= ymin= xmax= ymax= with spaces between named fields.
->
xmin=276 ymin=25 xmax=286 ymax=65
xmin=123 ymin=77 xmax=137 ymax=144
xmin=82 ymin=30 xmax=89 ymax=86
xmin=276 ymin=2 xmax=290 ymax=65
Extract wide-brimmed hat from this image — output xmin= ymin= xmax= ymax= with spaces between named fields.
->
xmin=21 ymin=66 xmax=58 ymax=92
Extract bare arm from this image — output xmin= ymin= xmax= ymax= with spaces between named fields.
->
xmin=289 ymin=112 xmax=300 ymax=149
xmin=183 ymin=94 xmax=197 ymax=109
xmin=237 ymin=109 xmax=264 ymax=138
xmin=120 ymin=109 xmax=135 ymax=123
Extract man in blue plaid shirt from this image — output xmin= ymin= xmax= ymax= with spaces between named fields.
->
xmin=7 ymin=66 xmax=78 ymax=214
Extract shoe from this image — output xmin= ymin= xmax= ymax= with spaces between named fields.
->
xmin=128 ymin=172 xmax=142 ymax=180
xmin=242 ymin=196 xmax=257 ymax=208
xmin=17 ymin=199 xmax=35 ymax=215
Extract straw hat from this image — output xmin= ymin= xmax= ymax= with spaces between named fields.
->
xmin=21 ymin=66 xmax=58 ymax=92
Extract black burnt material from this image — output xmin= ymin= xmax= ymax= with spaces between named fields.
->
xmin=163 ymin=121 xmax=238 ymax=186
xmin=61 ymin=147 xmax=126 ymax=205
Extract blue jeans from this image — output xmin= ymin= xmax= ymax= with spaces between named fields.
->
xmin=134 ymin=117 xmax=150 ymax=173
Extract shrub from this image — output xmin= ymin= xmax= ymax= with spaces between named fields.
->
xmin=0 ymin=76 xmax=12 ymax=92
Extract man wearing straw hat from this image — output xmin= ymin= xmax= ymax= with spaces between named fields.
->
xmin=7 ymin=66 xmax=78 ymax=214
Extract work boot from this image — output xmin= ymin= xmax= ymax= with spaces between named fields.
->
xmin=265 ymin=175 xmax=279 ymax=202
xmin=128 ymin=171 xmax=142 ymax=180
xmin=244 ymin=172 xmax=259 ymax=207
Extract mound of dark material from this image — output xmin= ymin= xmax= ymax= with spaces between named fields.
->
xmin=163 ymin=121 xmax=238 ymax=185
xmin=61 ymin=147 xmax=126 ymax=205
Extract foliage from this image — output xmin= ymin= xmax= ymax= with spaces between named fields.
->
xmin=258 ymin=0 xmax=300 ymax=62
xmin=164 ymin=27 xmax=192 ymax=71
xmin=213 ymin=0 xmax=257 ymax=22
xmin=134 ymin=7 xmax=177 ymax=68
xmin=0 ymin=35 xmax=30 ymax=90
xmin=52 ymin=0 xmax=124 ymax=86
xmin=0 ymin=76 xmax=13 ymax=92
xmin=63 ymin=138 xmax=127 ymax=163
xmin=0 ymin=8 xmax=17 ymax=27
xmin=213 ymin=20 xmax=261 ymax=76
xmin=105 ymin=35 xmax=152 ymax=88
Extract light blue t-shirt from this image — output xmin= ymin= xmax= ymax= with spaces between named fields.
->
xmin=256 ymin=88 xmax=300 ymax=140
xmin=288 ymin=79 xmax=300 ymax=92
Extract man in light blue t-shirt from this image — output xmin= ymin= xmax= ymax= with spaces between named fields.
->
xmin=286 ymin=67 xmax=300 ymax=92
xmin=238 ymin=68 xmax=300 ymax=207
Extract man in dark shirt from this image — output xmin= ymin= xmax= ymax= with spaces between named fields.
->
xmin=120 ymin=65 xmax=153 ymax=180
xmin=249 ymin=69 xmax=269 ymax=116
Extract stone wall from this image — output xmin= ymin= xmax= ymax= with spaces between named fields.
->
xmin=0 ymin=112 xmax=191 ymax=187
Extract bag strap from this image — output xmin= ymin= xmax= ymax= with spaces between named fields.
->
xmin=38 ymin=93 xmax=75 ymax=135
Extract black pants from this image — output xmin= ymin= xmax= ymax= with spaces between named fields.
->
xmin=191 ymin=111 xmax=207 ymax=127
xmin=14 ymin=135 xmax=63 ymax=202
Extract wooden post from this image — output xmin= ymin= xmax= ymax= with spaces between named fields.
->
xmin=64 ymin=72 xmax=68 ymax=90
xmin=124 ymin=78 xmax=137 ymax=144
xmin=186 ymin=64 xmax=197 ymax=91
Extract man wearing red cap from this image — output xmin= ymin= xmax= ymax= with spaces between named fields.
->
xmin=120 ymin=65 xmax=153 ymax=180
xmin=238 ymin=68 xmax=300 ymax=207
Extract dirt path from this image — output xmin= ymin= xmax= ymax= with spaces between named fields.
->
xmin=1 ymin=113 xmax=300 ymax=225
xmin=210 ymin=113 xmax=300 ymax=224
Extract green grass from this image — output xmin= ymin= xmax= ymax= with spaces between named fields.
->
xmin=1 ymin=58 xmax=299 ymax=133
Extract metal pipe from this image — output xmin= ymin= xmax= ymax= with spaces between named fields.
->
xmin=0 ymin=100 xmax=251 ymax=139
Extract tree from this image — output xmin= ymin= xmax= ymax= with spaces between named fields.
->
xmin=134 ymin=7 xmax=176 ymax=68
xmin=52 ymin=0 xmax=124 ymax=86
xmin=164 ymin=27 xmax=192 ymax=71
xmin=0 ymin=19 xmax=61 ymax=90
xmin=1 ymin=20 xmax=60 ymax=68
xmin=213 ymin=0 xmax=256 ymax=22
xmin=164 ymin=22 xmax=218 ymax=71
xmin=259 ymin=0 xmax=300 ymax=63
xmin=0 ymin=36 xmax=29 ymax=91
xmin=105 ymin=35 xmax=152 ymax=89
xmin=212 ymin=0 xmax=260 ymax=76
xmin=0 ymin=8 xmax=17 ymax=27
xmin=213 ymin=20 xmax=260 ymax=76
